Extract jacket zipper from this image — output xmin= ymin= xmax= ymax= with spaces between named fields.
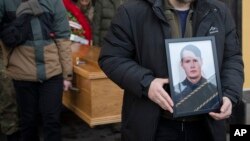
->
xmin=200 ymin=9 xmax=211 ymax=24
xmin=194 ymin=9 xmax=212 ymax=35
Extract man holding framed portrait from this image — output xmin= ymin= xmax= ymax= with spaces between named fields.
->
xmin=98 ymin=0 xmax=244 ymax=140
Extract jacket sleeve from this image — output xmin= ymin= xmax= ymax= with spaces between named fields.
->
xmin=92 ymin=0 xmax=102 ymax=46
xmin=221 ymin=6 xmax=244 ymax=105
xmin=53 ymin=0 xmax=72 ymax=80
xmin=98 ymin=5 xmax=155 ymax=98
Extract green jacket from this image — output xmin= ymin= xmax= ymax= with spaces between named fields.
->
xmin=93 ymin=0 xmax=126 ymax=47
xmin=0 ymin=47 xmax=18 ymax=135
xmin=0 ymin=0 xmax=72 ymax=81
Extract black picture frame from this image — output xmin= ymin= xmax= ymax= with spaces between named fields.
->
xmin=165 ymin=36 xmax=222 ymax=118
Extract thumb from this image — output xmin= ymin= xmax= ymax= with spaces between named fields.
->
xmin=220 ymin=97 xmax=231 ymax=113
xmin=160 ymin=78 xmax=169 ymax=84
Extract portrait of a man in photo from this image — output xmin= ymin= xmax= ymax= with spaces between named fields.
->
xmin=174 ymin=44 xmax=220 ymax=115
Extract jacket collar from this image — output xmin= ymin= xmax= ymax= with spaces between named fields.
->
xmin=192 ymin=0 xmax=215 ymax=35
xmin=193 ymin=0 xmax=212 ymax=21
xmin=144 ymin=0 xmax=213 ymax=24
xmin=145 ymin=0 xmax=166 ymax=22
xmin=145 ymin=0 xmax=210 ymax=9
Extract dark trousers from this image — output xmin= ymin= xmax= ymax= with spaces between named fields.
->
xmin=155 ymin=117 xmax=212 ymax=141
xmin=13 ymin=75 xmax=63 ymax=141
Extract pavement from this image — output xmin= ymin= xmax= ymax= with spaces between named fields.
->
xmin=59 ymin=108 xmax=121 ymax=141
xmin=0 ymin=110 xmax=236 ymax=141
xmin=0 ymin=107 xmax=121 ymax=141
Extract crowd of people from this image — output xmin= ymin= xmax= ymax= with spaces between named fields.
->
xmin=0 ymin=0 xmax=124 ymax=140
xmin=62 ymin=0 xmax=126 ymax=47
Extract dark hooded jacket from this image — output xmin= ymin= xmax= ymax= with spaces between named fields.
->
xmin=99 ymin=0 xmax=244 ymax=140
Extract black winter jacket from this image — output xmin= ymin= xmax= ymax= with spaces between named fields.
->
xmin=99 ymin=0 xmax=244 ymax=140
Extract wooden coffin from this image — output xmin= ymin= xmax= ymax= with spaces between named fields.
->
xmin=63 ymin=45 xmax=123 ymax=127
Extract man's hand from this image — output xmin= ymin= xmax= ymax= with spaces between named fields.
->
xmin=209 ymin=96 xmax=232 ymax=120
xmin=63 ymin=80 xmax=72 ymax=91
xmin=148 ymin=78 xmax=174 ymax=113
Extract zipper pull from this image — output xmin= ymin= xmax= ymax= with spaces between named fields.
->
xmin=181 ymin=120 xmax=185 ymax=131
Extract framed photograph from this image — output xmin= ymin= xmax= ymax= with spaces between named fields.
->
xmin=165 ymin=36 xmax=222 ymax=118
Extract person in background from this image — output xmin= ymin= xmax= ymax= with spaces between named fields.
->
xmin=0 ymin=47 xmax=19 ymax=141
xmin=93 ymin=0 xmax=127 ymax=47
xmin=77 ymin=0 xmax=94 ymax=23
xmin=98 ymin=0 xmax=244 ymax=141
xmin=63 ymin=0 xmax=92 ymax=45
xmin=0 ymin=0 xmax=72 ymax=140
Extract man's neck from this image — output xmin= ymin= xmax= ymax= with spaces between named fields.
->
xmin=187 ymin=76 xmax=202 ymax=84
xmin=169 ymin=0 xmax=192 ymax=11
